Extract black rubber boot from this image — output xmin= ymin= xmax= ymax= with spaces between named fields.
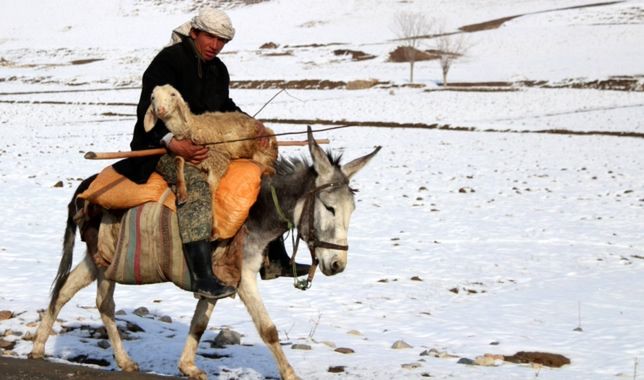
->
xmin=260 ymin=238 xmax=311 ymax=280
xmin=183 ymin=240 xmax=236 ymax=299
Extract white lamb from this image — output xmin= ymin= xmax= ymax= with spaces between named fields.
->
xmin=143 ymin=84 xmax=278 ymax=234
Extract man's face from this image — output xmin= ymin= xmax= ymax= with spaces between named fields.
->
xmin=190 ymin=29 xmax=228 ymax=61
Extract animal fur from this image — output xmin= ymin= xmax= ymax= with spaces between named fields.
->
xmin=144 ymin=84 xmax=278 ymax=237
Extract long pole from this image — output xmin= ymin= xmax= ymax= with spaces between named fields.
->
xmin=84 ymin=139 xmax=330 ymax=160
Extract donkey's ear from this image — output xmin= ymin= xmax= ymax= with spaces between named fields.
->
xmin=341 ymin=146 xmax=381 ymax=179
xmin=308 ymin=126 xmax=333 ymax=176
xmin=143 ymin=105 xmax=157 ymax=132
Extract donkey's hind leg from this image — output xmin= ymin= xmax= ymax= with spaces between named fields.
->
xmin=96 ymin=271 xmax=139 ymax=372
xmin=30 ymin=254 xmax=98 ymax=359
xmin=178 ymin=298 xmax=216 ymax=380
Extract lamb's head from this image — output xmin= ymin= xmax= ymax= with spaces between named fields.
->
xmin=143 ymin=84 xmax=191 ymax=135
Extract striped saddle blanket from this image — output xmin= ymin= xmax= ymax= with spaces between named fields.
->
xmin=96 ymin=192 xmax=243 ymax=290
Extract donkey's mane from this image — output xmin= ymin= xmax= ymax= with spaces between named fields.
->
xmin=251 ymin=150 xmax=345 ymax=232
xmin=274 ymin=151 xmax=344 ymax=177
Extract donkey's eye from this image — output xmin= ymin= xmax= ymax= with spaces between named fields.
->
xmin=323 ymin=204 xmax=336 ymax=216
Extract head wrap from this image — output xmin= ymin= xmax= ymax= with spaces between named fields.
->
xmin=192 ymin=8 xmax=235 ymax=41
xmin=170 ymin=8 xmax=235 ymax=46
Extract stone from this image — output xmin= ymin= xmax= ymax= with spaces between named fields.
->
xmin=133 ymin=307 xmax=149 ymax=317
xmin=125 ymin=321 xmax=144 ymax=333
xmin=457 ymin=357 xmax=475 ymax=365
xmin=504 ymin=351 xmax=571 ymax=368
xmin=21 ymin=331 xmax=35 ymax=341
xmin=347 ymin=329 xmax=363 ymax=336
xmin=0 ymin=310 xmax=13 ymax=321
xmin=402 ymin=362 xmax=422 ymax=369
xmin=320 ymin=341 xmax=336 ymax=348
xmin=212 ymin=328 xmax=241 ymax=348
xmin=159 ymin=315 xmax=172 ymax=323
xmin=291 ymin=344 xmax=312 ymax=350
xmin=328 ymin=366 xmax=345 ymax=373
xmin=334 ymin=347 xmax=354 ymax=354
xmin=391 ymin=340 xmax=413 ymax=349
xmin=97 ymin=340 xmax=111 ymax=349
xmin=474 ymin=355 xmax=499 ymax=366
xmin=0 ymin=338 xmax=16 ymax=350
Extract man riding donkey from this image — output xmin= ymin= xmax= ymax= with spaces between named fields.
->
xmin=86 ymin=8 xmax=308 ymax=299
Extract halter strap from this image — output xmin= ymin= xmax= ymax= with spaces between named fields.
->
xmin=271 ymin=180 xmax=350 ymax=290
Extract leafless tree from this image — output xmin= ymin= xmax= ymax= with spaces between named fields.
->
xmin=392 ymin=12 xmax=432 ymax=83
xmin=435 ymin=31 xmax=469 ymax=86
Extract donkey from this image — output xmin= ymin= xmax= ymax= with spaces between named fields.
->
xmin=29 ymin=127 xmax=380 ymax=380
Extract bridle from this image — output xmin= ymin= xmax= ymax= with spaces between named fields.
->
xmin=271 ymin=180 xmax=351 ymax=290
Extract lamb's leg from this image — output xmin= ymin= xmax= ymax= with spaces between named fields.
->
xmin=30 ymin=255 xmax=98 ymax=359
xmin=238 ymin=268 xmax=300 ymax=380
xmin=178 ymin=298 xmax=217 ymax=380
xmin=176 ymin=156 xmax=188 ymax=205
xmin=96 ymin=271 xmax=139 ymax=372
xmin=207 ymin=169 xmax=223 ymax=239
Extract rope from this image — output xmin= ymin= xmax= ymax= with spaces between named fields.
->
xmin=270 ymin=185 xmax=294 ymax=230
xmin=206 ymin=124 xmax=355 ymax=145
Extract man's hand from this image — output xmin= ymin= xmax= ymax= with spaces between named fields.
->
xmin=167 ymin=138 xmax=208 ymax=164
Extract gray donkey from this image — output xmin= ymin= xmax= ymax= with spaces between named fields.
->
xmin=29 ymin=127 xmax=380 ymax=380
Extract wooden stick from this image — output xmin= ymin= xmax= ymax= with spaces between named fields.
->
xmin=84 ymin=139 xmax=330 ymax=160
xmin=84 ymin=148 xmax=167 ymax=160
xmin=277 ymin=138 xmax=329 ymax=146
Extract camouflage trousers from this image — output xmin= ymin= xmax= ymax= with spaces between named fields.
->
xmin=156 ymin=155 xmax=212 ymax=243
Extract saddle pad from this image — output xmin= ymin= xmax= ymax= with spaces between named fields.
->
xmin=98 ymin=201 xmax=243 ymax=290
xmin=101 ymin=201 xmax=191 ymax=289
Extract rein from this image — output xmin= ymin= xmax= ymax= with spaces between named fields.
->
xmin=270 ymin=181 xmax=349 ymax=290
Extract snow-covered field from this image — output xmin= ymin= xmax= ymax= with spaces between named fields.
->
xmin=1 ymin=0 xmax=643 ymax=379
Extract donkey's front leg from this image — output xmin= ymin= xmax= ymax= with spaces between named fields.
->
xmin=96 ymin=271 xmax=138 ymax=372
xmin=179 ymin=297 xmax=217 ymax=380
xmin=238 ymin=269 xmax=300 ymax=380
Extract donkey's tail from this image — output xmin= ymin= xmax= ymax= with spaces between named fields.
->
xmin=49 ymin=174 xmax=97 ymax=312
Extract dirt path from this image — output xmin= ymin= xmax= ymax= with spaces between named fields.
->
xmin=0 ymin=356 xmax=183 ymax=380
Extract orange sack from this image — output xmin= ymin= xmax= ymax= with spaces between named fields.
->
xmin=78 ymin=160 xmax=263 ymax=239
xmin=213 ymin=159 xmax=262 ymax=239
xmin=78 ymin=166 xmax=177 ymax=211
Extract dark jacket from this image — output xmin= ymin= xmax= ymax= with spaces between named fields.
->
xmin=113 ymin=36 xmax=241 ymax=183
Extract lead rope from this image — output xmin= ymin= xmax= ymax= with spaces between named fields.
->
xmin=271 ymin=185 xmax=315 ymax=290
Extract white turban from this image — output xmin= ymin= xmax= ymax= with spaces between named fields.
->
xmin=192 ymin=8 xmax=235 ymax=40
xmin=170 ymin=8 xmax=235 ymax=45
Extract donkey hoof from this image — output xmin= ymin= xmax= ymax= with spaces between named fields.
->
xmin=120 ymin=360 xmax=139 ymax=372
xmin=180 ymin=364 xmax=208 ymax=380
xmin=28 ymin=352 xmax=44 ymax=360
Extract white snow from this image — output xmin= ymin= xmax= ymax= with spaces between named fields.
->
xmin=1 ymin=0 xmax=643 ymax=379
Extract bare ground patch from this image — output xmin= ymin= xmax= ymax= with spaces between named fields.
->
xmin=431 ymin=76 xmax=644 ymax=92
xmin=458 ymin=1 xmax=625 ymax=32
xmin=260 ymin=118 xmax=644 ymax=139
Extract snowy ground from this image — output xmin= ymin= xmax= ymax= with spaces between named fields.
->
xmin=1 ymin=0 xmax=643 ymax=379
